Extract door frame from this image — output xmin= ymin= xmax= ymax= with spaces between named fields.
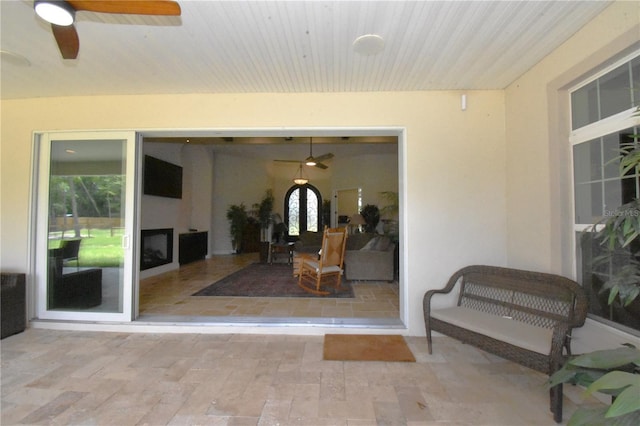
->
xmin=30 ymin=130 xmax=139 ymax=322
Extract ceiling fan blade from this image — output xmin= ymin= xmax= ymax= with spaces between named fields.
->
xmin=314 ymin=162 xmax=329 ymax=170
xmin=68 ymin=0 xmax=181 ymax=16
xmin=314 ymin=153 xmax=334 ymax=163
xmin=51 ymin=24 xmax=79 ymax=59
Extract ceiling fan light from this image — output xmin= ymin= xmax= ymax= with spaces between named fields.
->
xmin=35 ymin=0 xmax=75 ymax=26
xmin=293 ymin=164 xmax=309 ymax=185
xmin=305 ymin=156 xmax=316 ymax=166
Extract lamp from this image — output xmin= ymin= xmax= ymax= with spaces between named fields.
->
xmin=34 ymin=0 xmax=75 ymax=26
xmin=292 ymin=164 xmax=309 ymax=185
xmin=349 ymin=213 xmax=365 ymax=233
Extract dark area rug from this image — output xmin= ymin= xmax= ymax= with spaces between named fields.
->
xmin=192 ymin=263 xmax=355 ymax=298
xmin=323 ymin=334 xmax=416 ymax=362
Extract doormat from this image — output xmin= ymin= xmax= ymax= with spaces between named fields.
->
xmin=323 ymin=334 xmax=416 ymax=362
xmin=192 ymin=263 xmax=354 ymax=298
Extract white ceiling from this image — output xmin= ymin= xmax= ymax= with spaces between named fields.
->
xmin=1 ymin=0 xmax=612 ymax=100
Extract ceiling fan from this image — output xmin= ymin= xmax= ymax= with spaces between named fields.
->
xmin=275 ymin=137 xmax=334 ymax=169
xmin=33 ymin=0 xmax=181 ymax=59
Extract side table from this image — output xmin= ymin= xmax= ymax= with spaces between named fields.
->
xmin=270 ymin=242 xmax=294 ymax=265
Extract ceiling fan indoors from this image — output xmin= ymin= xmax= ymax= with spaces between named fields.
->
xmin=33 ymin=0 xmax=181 ymax=59
xmin=274 ymin=137 xmax=334 ymax=170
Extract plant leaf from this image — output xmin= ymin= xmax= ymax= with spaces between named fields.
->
xmin=582 ymin=371 xmax=639 ymax=398
xmin=567 ymin=406 xmax=609 ymax=426
xmin=569 ymin=347 xmax=640 ymax=369
xmin=606 ymin=384 xmax=640 ymax=418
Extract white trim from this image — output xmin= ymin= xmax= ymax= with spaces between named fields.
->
xmin=29 ymin=126 xmax=408 ymax=331
xmin=30 ymin=318 xmax=408 ymax=336
xmin=32 ymin=130 xmax=137 ymax=322
xmin=567 ymin=49 xmax=640 ymax=94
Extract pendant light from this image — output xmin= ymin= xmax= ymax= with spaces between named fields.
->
xmin=293 ymin=164 xmax=309 ymax=185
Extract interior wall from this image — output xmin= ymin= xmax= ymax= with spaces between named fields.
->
xmin=139 ymin=143 xmax=214 ymax=278
xmin=211 ymin=153 xmax=275 ymax=254
xmin=504 ymin=0 xmax=640 ymax=349
xmin=332 ymin=152 xmax=398 ymax=208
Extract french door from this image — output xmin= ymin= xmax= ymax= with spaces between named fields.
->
xmin=33 ymin=131 xmax=138 ymax=321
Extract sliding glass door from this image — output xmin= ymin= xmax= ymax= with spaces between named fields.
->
xmin=34 ymin=131 xmax=138 ymax=321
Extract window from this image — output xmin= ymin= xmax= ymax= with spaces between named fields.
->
xmin=571 ymin=52 xmax=640 ymax=333
xmin=285 ymin=184 xmax=322 ymax=236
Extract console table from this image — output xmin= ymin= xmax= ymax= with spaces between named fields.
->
xmin=179 ymin=231 xmax=208 ymax=265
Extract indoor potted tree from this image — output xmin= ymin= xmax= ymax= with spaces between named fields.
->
xmin=360 ymin=204 xmax=380 ymax=233
xmin=379 ymin=191 xmax=399 ymax=241
xmin=226 ymin=203 xmax=248 ymax=253
xmin=254 ymin=189 xmax=274 ymax=262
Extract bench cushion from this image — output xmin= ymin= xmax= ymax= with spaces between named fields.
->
xmin=430 ymin=306 xmax=553 ymax=355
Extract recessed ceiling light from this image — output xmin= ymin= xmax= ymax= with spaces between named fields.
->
xmin=0 ymin=50 xmax=31 ymax=67
xmin=353 ymin=34 xmax=385 ymax=56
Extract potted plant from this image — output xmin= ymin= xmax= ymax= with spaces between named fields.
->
xmin=548 ymin=345 xmax=640 ymax=425
xmin=379 ymin=191 xmax=399 ymax=241
xmin=582 ymin=108 xmax=640 ymax=328
xmin=549 ymin=107 xmax=640 ymax=425
xmin=226 ymin=203 xmax=248 ymax=253
xmin=360 ymin=204 xmax=380 ymax=233
xmin=254 ymin=189 xmax=274 ymax=262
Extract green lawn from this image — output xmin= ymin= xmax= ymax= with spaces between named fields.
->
xmin=49 ymin=229 xmax=123 ymax=267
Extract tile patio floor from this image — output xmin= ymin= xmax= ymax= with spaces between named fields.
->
xmin=0 ymin=330 xmax=604 ymax=425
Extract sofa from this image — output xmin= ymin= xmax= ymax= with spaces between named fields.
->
xmin=293 ymin=231 xmax=324 ymax=254
xmin=344 ymin=234 xmax=395 ymax=281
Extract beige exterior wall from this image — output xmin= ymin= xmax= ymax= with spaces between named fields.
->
xmin=505 ymin=0 xmax=640 ymax=350
xmin=1 ymin=90 xmax=506 ymax=335
xmin=505 ymin=0 xmax=639 ymax=275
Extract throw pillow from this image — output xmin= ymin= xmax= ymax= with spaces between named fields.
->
xmin=360 ymin=237 xmax=378 ymax=251
xmin=373 ymin=237 xmax=391 ymax=251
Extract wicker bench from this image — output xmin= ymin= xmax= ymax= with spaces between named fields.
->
xmin=423 ymin=265 xmax=587 ymax=423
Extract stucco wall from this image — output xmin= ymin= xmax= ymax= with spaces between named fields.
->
xmin=505 ymin=0 xmax=640 ymax=350
xmin=1 ymin=90 xmax=507 ymax=335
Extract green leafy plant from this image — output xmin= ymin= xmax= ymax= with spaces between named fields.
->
xmin=253 ymin=189 xmax=274 ymax=241
xmin=554 ymin=107 xmax=640 ymax=425
xmin=360 ymin=204 xmax=380 ymax=233
xmin=590 ymin=132 xmax=640 ymax=308
xmin=379 ymin=191 xmax=399 ymax=241
xmin=226 ymin=203 xmax=248 ymax=253
xmin=549 ymin=345 xmax=640 ymax=425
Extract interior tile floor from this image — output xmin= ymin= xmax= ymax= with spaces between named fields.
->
xmin=139 ymin=254 xmax=400 ymax=320
xmin=1 ymin=330 xmax=603 ymax=425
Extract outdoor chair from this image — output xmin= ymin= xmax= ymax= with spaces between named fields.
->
xmin=298 ymin=226 xmax=347 ymax=295
xmin=60 ymin=239 xmax=81 ymax=271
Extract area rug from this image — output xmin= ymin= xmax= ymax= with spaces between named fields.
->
xmin=192 ymin=263 xmax=354 ymax=298
xmin=323 ymin=334 xmax=416 ymax=362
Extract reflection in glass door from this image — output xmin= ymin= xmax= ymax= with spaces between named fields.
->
xmin=35 ymin=132 xmax=137 ymax=321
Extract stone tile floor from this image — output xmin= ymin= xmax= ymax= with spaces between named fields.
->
xmin=139 ymin=254 xmax=400 ymax=320
xmin=1 ymin=329 xmax=603 ymax=425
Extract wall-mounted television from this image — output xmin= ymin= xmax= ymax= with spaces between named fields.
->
xmin=143 ymin=155 xmax=183 ymax=199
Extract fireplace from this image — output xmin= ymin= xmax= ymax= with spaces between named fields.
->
xmin=141 ymin=228 xmax=173 ymax=270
